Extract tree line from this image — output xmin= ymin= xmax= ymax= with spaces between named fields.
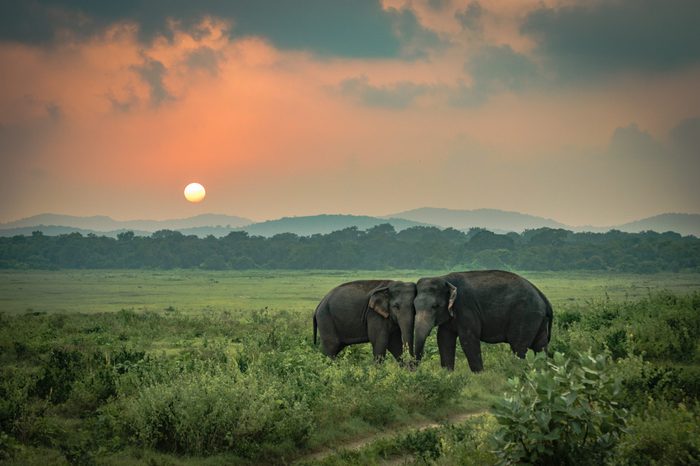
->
xmin=1 ymin=225 xmax=698 ymax=272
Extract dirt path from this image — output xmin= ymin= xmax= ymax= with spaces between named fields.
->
xmin=298 ymin=409 xmax=489 ymax=464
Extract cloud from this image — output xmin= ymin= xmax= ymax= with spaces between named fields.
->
xmin=455 ymin=1 xmax=483 ymax=33
xmin=669 ymin=116 xmax=700 ymax=159
xmin=468 ymin=44 xmax=538 ymax=91
xmin=608 ymin=118 xmax=700 ymax=163
xmin=338 ymin=76 xmax=436 ymax=109
xmin=338 ymin=44 xmax=540 ymax=109
xmin=387 ymin=7 xmax=450 ymax=59
xmin=522 ymin=0 xmax=700 ymax=79
xmin=130 ymin=57 xmax=173 ymax=106
xmin=608 ymin=124 xmax=663 ymax=159
xmin=185 ymin=46 xmax=222 ymax=76
xmin=426 ymin=0 xmax=449 ymax=11
xmin=0 ymin=0 xmax=424 ymax=59
xmin=451 ymin=44 xmax=540 ymax=106
xmin=605 ymin=118 xmax=700 ymax=207
xmin=45 ymin=102 xmax=62 ymax=121
xmin=106 ymin=89 xmax=139 ymax=113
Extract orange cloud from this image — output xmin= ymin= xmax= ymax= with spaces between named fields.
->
xmin=1 ymin=10 xmax=698 ymax=225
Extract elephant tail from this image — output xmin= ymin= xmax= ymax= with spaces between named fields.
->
xmin=546 ymin=299 xmax=553 ymax=343
xmin=312 ymin=297 xmax=326 ymax=346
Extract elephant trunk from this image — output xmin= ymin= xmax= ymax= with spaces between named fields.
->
xmin=397 ymin=316 xmax=415 ymax=357
xmin=414 ymin=312 xmax=435 ymax=362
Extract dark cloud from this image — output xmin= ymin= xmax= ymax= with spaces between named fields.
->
xmin=45 ymin=102 xmax=62 ymax=121
xmin=468 ymin=45 xmax=538 ymax=91
xmin=340 ymin=45 xmax=539 ymax=109
xmin=669 ymin=117 xmax=700 ymax=159
xmin=106 ymin=89 xmax=139 ymax=113
xmin=451 ymin=45 xmax=539 ymax=106
xmin=130 ymin=57 xmax=173 ymax=106
xmin=0 ymin=1 xmax=443 ymax=59
xmin=522 ymin=0 xmax=700 ymax=78
xmin=609 ymin=124 xmax=663 ymax=159
xmin=455 ymin=1 xmax=483 ymax=33
xmin=667 ymin=117 xmax=700 ymax=204
xmin=606 ymin=119 xmax=700 ymax=206
xmin=427 ymin=0 xmax=449 ymax=11
xmin=338 ymin=76 xmax=435 ymax=109
xmin=185 ymin=46 xmax=221 ymax=76
xmin=387 ymin=7 xmax=449 ymax=59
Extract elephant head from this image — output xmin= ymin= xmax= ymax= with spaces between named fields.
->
xmin=368 ymin=281 xmax=417 ymax=356
xmin=413 ymin=277 xmax=457 ymax=361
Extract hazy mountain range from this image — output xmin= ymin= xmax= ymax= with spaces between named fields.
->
xmin=385 ymin=208 xmax=567 ymax=233
xmin=1 ymin=209 xmax=699 ymax=238
xmin=0 ymin=213 xmax=252 ymax=232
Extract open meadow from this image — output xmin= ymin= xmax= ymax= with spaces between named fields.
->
xmin=1 ymin=270 xmax=699 ymax=465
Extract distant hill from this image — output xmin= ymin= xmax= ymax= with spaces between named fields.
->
xmin=0 ymin=225 xmax=150 ymax=238
xmin=2 ymin=210 xmax=698 ymax=238
xmin=386 ymin=207 xmax=567 ymax=233
xmin=239 ymin=215 xmax=429 ymax=237
xmin=0 ymin=213 xmax=252 ymax=232
xmin=612 ymin=213 xmax=700 ymax=236
xmin=0 ymin=214 xmax=428 ymax=238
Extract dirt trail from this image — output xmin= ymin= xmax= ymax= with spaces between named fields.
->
xmin=298 ymin=409 xmax=489 ymax=464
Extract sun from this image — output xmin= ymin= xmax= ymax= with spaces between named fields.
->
xmin=184 ymin=182 xmax=206 ymax=203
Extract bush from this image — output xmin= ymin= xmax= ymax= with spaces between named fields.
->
xmin=613 ymin=401 xmax=700 ymax=465
xmin=492 ymin=351 xmax=627 ymax=466
xmin=33 ymin=348 xmax=85 ymax=404
xmin=120 ymin=369 xmax=314 ymax=456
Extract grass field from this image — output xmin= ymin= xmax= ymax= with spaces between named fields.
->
xmin=2 ymin=269 xmax=699 ymax=315
xmin=1 ymin=270 xmax=699 ymax=465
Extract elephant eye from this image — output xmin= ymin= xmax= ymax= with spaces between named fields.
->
xmin=432 ymin=303 xmax=440 ymax=309
xmin=392 ymin=303 xmax=400 ymax=309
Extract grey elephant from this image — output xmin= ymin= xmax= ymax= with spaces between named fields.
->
xmin=413 ymin=270 xmax=552 ymax=371
xmin=313 ymin=280 xmax=416 ymax=361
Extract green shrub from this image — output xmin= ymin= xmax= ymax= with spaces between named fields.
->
xmin=0 ymin=370 xmax=32 ymax=435
xmin=618 ymin=356 xmax=700 ymax=404
xmin=120 ymin=369 xmax=314 ymax=456
xmin=432 ymin=416 xmax=499 ymax=465
xmin=492 ymin=351 xmax=627 ymax=466
xmin=628 ymin=310 xmax=699 ymax=362
xmin=613 ymin=401 xmax=700 ymax=465
xmin=33 ymin=348 xmax=85 ymax=404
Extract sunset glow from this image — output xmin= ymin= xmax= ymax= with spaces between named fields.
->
xmin=1 ymin=1 xmax=698 ymax=225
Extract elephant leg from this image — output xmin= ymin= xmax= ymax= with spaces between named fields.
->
xmin=368 ymin=323 xmax=390 ymax=361
xmin=317 ymin=314 xmax=343 ymax=358
xmin=437 ymin=326 xmax=457 ymax=371
xmin=459 ymin=333 xmax=483 ymax=372
xmin=529 ymin=317 xmax=549 ymax=353
xmin=507 ymin=311 xmax=543 ymax=359
xmin=320 ymin=337 xmax=343 ymax=358
xmin=509 ymin=342 xmax=528 ymax=359
xmin=387 ymin=331 xmax=403 ymax=362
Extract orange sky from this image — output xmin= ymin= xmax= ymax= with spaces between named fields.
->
xmin=1 ymin=0 xmax=699 ymax=226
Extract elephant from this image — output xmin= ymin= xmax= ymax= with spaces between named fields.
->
xmin=413 ymin=270 xmax=553 ymax=372
xmin=313 ymin=280 xmax=416 ymax=361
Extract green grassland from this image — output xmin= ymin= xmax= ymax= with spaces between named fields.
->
xmin=1 ymin=270 xmax=699 ymax=465
xmin=2 ymin=269 xmax=699 ymax=315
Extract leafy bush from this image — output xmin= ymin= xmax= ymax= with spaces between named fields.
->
xmin=613 ymin=401 xmax=700 ymax=465
xmin=492 ymin=351 xmax=627 ymax=466
xmin=121 ymin=369 xmax=314 ymax=456
xmin=33 ymin=348 xmax=85 ymax=404
xmin=617 ymin=356 xmax=700 ymax=404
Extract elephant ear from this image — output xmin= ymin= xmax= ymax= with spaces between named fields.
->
xmin=368 ymin=287 xmax=390 ymax=319
xmin=447 ymin=282 xmax=458 ymax=317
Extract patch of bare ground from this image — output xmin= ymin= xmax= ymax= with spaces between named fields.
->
xmin=297 ymin=409 xmax=488 ymax=464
